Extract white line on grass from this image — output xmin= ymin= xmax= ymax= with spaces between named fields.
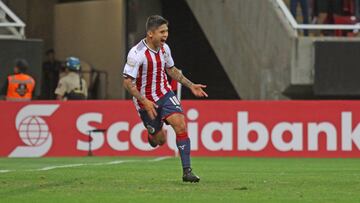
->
xmin=0 ymin=157 xmax=172 ymax=173
xmin=35 ymin=157 xmax=170 ymax=171
xmin=37 ymin=163 xmax=85 ymax=171
xmin=90 ymin=159 xmax=137 ymax=166
xmin=149 ymin=156 xmax=171 ymax=162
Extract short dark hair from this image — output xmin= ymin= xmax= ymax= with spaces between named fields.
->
xmin=46 ymin=49 xmax=55 ymax=55
xmin=15 ymin=59 xmax=29 ymax=73
xmin=146 ymin=15 xmax=168 ymax=32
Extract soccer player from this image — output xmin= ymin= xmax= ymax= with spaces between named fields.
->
xmin=122 ymin=15 xmax=208 ymax=183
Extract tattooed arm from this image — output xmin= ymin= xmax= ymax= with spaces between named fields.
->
xmin=166 ymin=66 xmax=193 ymax=88
xmin=123 ymin=76 xmax=158 ymax=119
xmin=166 ymin=66 xmax=208 ymax=98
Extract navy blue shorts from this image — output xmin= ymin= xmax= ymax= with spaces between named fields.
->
xmin=139 ymin=91 xmax=183 ymax=135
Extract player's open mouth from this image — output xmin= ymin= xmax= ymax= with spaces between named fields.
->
xmin=161 ymin=39 xmax=166 ymax=43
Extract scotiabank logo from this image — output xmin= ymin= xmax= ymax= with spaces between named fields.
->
xmin=9 ymin=105 xmax=59 ymax=157
xmin=237 ymin=112 xmax=360 ymax=152
xmin=75 ymin=109 xmax=360 ymax=153
xmin=4 ymin=101 xmax=360 ymax=157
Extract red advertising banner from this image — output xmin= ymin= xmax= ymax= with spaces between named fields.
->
xmin=1 ymin=100 xmax=360 ymax=157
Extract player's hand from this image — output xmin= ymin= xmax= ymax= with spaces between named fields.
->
xmin=190 ymin=84 xmax=208 ymax=98
xmin=142 ymin=98 xmax=158 ymax=120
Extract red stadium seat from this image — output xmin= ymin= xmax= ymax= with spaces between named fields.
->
xmin=334 ymin=16 xmax=357 ymax=37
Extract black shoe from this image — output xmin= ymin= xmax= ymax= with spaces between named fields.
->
xmin=182 ymin=168 xmax=200 ymax=183
xmin=148 ymin=134 xmax=158 ymax=148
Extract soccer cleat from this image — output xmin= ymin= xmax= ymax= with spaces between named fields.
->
xmin=148 ymin=134 xmax=158 ymax=148
xmin=182 ymin=168 xmax=200 ymax=183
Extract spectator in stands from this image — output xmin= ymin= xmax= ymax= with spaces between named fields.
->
xmin=41 ymin=49 xmax=61 ymax=100
xmin=311 ymin=0 xmax=360 ymax=36
xmin=312 ymin=0 xmax=329 ymax=25
xmin=55 ymin=57 xmax=87 ymax=100
xmin=0 ymin=59 xmax=36 ymax=101
xmin=312 ymin=0 xmax=339 ymax=35
xmin=290 ymin=0 xmax=310 ymax=36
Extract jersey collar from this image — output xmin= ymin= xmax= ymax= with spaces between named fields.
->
xmin=142 ymin=39 xmax=160 ymax=54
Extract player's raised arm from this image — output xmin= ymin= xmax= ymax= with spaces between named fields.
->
xmin=166 ymin=66 xmax=208 ymax=98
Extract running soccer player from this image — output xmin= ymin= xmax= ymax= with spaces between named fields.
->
xmin=122 ymin=15 xmax=208 ymax=183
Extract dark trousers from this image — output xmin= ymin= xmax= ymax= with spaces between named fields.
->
xmin=290 ymin=0 xmax=309 ymax=36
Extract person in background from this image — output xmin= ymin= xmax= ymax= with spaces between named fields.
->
xmin=291 ymin=0 xmax=310 ymax=36
xmin=55 ymin=57 xmax=87 ymax=100
xmin=0 ymin=59 xmax=35 ymax=101
xmin=42 ymin=49 xmax=61 ymax=99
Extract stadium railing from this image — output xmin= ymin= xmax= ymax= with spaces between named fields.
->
xmin=0 ymin=0 xmax=25 ymax=39
xmin=276 ymin=0 xmax=360 ymax=32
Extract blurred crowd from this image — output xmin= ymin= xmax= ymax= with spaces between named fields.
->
xmin=288 ymin=0 xmax=360 ymax=36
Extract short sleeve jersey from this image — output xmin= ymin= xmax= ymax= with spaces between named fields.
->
xmin=123 ymin=39 xmax=175 ymax=110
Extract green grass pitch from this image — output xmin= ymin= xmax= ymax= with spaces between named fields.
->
xmin=1 ymin=157 xmax=360 ymax=203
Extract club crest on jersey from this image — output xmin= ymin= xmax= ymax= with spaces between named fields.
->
xmin=161 ymin=47 xmax=169 ymax=61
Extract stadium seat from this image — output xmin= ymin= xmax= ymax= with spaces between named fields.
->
xmin=334 ymin=16 xmax=358 ymax=37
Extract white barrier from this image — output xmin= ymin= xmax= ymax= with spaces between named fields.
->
xmin=276 ymin=0 xmax=360 ymax=30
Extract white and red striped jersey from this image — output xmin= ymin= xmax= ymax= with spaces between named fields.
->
xmin=123 ymin=39 xmax=175 ymax=110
